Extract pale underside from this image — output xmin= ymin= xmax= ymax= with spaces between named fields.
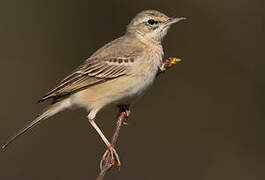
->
xmin=38 ymin=35 xmax=163 ymax=119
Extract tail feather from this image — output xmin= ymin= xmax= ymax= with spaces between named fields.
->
xmin=1 ymin=99 xmax=71 ymax=150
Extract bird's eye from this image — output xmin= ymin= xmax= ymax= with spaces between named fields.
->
xmin=148 ymin=19 xmax=156 ymax=25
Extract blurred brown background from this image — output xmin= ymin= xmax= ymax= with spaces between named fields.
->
xmin=0 ymin=0 xmax=264 ymax=179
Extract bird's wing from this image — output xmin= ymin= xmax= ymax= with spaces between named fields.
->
xmin=38 ymin=54 xmax=139 ymax=103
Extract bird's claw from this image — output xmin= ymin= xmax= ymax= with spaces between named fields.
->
xmin=100 ymin=146 xmax=121 ymax=170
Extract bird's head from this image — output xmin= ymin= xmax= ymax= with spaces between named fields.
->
xmin=127 ymin=10 xmax=185 ymax=43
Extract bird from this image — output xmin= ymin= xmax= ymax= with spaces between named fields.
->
xmin=2 ymin=10 xmax=185 ymax=165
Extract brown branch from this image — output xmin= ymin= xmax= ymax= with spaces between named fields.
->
xmin=158 ymin=57 xmax=181 ymax=75
xmin=96 ymin=57 xmax=180 ymax=180
xmin=97 ymin=107 xmax=129 ymax=180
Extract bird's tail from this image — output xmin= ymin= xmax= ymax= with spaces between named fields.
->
xmin=1 ymin=99 xmax=71 ymax=149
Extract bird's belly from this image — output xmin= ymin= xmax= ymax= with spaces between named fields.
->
xmin=72 ymin=73 xmax=156 ymax=110
xmin=116 ymin=76 xmax=154 ymax=105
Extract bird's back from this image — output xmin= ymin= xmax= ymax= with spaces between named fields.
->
xmin=38 ymin=34 xmax=146 ymax=103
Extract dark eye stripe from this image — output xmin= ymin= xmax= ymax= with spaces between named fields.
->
xmin=148 ymin=19 xmax=156 ymax=25
xmin=147 ymin=19 xmax=163 ymax=26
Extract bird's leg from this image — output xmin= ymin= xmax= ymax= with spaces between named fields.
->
xmin=100 ymin=105 xmax=130 ymax=170
xmin=88 ymin=118 xmax=121 ymax=167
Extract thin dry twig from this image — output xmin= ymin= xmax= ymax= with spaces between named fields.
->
xmin=97 ymin=107 xmax=129 ymax=180
xmin=159 ymin=57 xmax=181 ymax=73
xmin=96 ymin=57 xmax=180 ymax=180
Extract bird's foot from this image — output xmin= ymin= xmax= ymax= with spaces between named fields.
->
xmin=100 ymin=146 xmax=121 ymax=170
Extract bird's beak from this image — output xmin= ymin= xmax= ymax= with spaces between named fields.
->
xmin=165 ymin=17 xmax=186 ymax=26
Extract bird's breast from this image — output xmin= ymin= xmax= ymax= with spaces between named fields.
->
xmin=125 ymin=46 xmax=163 ymax=99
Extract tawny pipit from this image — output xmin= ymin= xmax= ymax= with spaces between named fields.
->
xmin=2 ymin=10 xmax=185 ymax=164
